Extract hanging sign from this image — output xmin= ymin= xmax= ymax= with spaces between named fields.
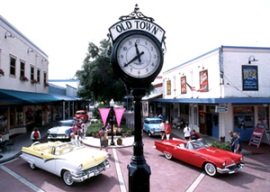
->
xmin=114 ymin=108 xmax=126 ymax=127
xmin=98 ymin=108 xmax=110 ymax=126
xmin=109 ymin=19 xmax=165 ymax=43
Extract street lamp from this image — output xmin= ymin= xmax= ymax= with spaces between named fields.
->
xmin=109 ymin=99 xmax=115 ymax=145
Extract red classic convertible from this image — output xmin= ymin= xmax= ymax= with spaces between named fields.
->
xmin=154 ymin=138 xmax=244 ymax=176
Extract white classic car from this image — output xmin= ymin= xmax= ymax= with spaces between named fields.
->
xmin=20 ymin=141 xmax=110 ymax=186
xmin=47 ymin=119 xmax=76 ymax=141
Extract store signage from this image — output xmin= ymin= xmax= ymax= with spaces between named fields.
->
xmin=215 ymin=104 xmax=228 ymax=113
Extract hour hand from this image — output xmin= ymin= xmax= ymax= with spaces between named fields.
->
xmin=135 ymin=43 xmax=141 ymax=63
xmin=124 ymin=51 xmax=144 ymax=67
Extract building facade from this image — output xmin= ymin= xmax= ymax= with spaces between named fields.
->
xmin=156 ymin=46 xmax=270 ymax=143
xmin=0 ymin=15 xmax=80 ymax=143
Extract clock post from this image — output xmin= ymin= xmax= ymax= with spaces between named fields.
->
xmin=128 ymin=87 xmax=150 ymax=192
xmin=108 ymin=4 xmax=166 ymax=192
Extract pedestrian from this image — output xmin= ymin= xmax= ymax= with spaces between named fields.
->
xmin=232 ymin=132 xmax=242 ymax=154
xmin=183 ymin=122 xmax=191 ymax=140
xmin=71 ymin=123 xmax=81 ymax=146
xmin=30 ymin=128 xmax=41 ymax=142
xmin=99 ymin=125 xmax=108 ymax=152
xmin=79 ymin=119 xmax=86 ymax=139
xmin=164 ymin=120 xmax=172 ymax=140
xmin=160 ymin=120 xmax=165 ymax=140
xmin=229 ymin=131 xmax=235 ymax=152
xmin=190 ymin=129 xmax=200 ymax=140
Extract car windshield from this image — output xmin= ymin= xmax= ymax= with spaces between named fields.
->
xmin=146 ymin=119 xmax=162 ymax=124
xmin=54 ymin=143 xmax=76 ymax=155
xmin=189 ymin=139 xmax=208 ymax=150
xmin=59 ymin=120 xmax=74 ymax=126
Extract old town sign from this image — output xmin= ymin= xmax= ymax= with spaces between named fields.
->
xmin=109 ymin=4 xmax=166 ymax=87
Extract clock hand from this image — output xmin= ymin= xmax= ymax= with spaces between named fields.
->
xmin=124 ymin=51 xmax=144 ymax=67
xmin=135 ymin=43 xmax=141 ymax=63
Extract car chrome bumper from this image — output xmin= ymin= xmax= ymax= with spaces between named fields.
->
xmin=72 ymin=160 xmax=110 ymax=182
xmin=47 ymin=135 xmax=70 ymax=140
xmin=217 ymin=163 xmax=244 ymax=174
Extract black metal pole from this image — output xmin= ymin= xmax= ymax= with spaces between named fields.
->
xmin=110 ymin=106 xmax=115 ymax=145
xmin=128 ymin=88 xmax=151 ymax=192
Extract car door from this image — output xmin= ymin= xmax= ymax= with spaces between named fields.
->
xmin=174 ymin=146 xmax=205 ymax=168
xmin=39 ymin=147 xmax=56 ymax=174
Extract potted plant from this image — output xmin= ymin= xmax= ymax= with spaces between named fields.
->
xmin=0 ymin=69 xmax=4 ymax=76
xmin=31 ymin=79 xmax=37 ymax=84
xmin=20 ymin=76 xmax=29 ymax=81
xmin=117 ymin=137 xmax=123 ymax=145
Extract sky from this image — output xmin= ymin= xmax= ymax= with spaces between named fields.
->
xmin=1 ymin=0 xmax=270 ymax=79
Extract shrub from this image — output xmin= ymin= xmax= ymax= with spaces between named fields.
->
xmin=86 ymin=122 xmax=133 ymax=137
xmin=211 ymin=141 xmax=231 ymax=151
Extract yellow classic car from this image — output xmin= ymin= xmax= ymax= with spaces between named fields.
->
xmin=20 ymin=141 xmax=110 ymax=186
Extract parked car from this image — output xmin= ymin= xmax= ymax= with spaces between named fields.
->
xmin=143 ymin=117 xmax=163 ymax=137
xmin=74 ymin=110 xmax=89 ymax=122
xmin=20 ymin=141 xmax=110 ymax=186
xmin=47 ymin=119 xmax=75 ymax=141
xmin=154 ymin=138 xmax=244 ymax=177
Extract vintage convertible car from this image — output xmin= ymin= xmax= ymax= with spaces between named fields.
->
xmin=154 ymin=138 xmax=244 ymax=177
xmin=21 ymin=141 xmax=110 ymax=186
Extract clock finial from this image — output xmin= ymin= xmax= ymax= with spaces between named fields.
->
xmin=119 ymin=4 xmax=154 ymax=22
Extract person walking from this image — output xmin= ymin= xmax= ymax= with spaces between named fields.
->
xmin=229 ymin=131 xmax=236 ymax=152
xmin=232 ymin=132 xmax=242 ymax=154
xmin=30 ymin=128 xmax=41 ymax=142
xmin=164 ymin=120 xmax=172 ymax=140
xmin=99 ymin=125 xmax=109 ymax=152
xmin=183 ymin=122 xmax=191 ymax=140
xmin=160 ymin=120 xmax=165 ymax=140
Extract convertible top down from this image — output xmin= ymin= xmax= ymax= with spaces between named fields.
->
xmin=21 ymin=141 xmax=110 ymax=186
xmin=155 ymin=138 xmax=244 ymax=177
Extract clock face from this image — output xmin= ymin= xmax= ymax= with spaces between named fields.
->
xmin=116 ymin=34 xmax=161 ymax=79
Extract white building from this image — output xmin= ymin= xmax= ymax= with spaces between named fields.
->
xmin=156 ymin=45 xmax=270 ymax=143
xmin=0 ymin=15 xmax=49 ymax=93
xmin=0 ymin=16 xmax=80 ymax=143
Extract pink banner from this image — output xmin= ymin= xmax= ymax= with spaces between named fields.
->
xmin=98 ymin=108 xmax=110 ymax=126
xmin=114 ymin=108 xmax=126 ymax=127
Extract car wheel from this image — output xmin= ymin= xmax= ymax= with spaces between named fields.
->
xmin=164 ymin=151 xmax=172 ymax=160
xmin=29 ymin=163 xmax=36 ymax=170
xmin=204 ymin=162 xmax=217 ymax=176
xmin=62 ymin=170 xmax=74 ymax=186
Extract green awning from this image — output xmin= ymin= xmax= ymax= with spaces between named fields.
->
xmin=0 ymin=89 xmax=60 ymax=104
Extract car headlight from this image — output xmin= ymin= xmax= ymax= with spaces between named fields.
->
xmin=222 ymin=162 xmax=226 ymax=167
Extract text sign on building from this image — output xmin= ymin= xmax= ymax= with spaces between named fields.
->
xmin=109 ymin=19 xmax=165 ymax=43
xmin=215 ymin=104 xmax=228 ymax=113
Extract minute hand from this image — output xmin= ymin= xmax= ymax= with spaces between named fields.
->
xmin=124 ymin=51 xmax=144 ymax=67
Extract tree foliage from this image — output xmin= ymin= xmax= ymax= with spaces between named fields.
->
xmin=76 ymin=39 xmax=128 ymax=102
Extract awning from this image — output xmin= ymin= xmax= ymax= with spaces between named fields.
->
xmin=0 ymin=89 xmax=60 ymax=104
xmin=52 ymin=94 xmax=79 ymax=101
xmin=142 ymin=93 xmax=162 ymax=101
xmin=154 ymin=97 xmax=270 ymax=104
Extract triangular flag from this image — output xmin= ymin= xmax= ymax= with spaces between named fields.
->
xmin=114 ymin=108 xmax=126 ymax=127
xmin=98 ymin=108 xmax=110 ymax=126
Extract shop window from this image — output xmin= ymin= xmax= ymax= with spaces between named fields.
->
xmin=0 ymin=108 xmax=8 ymax=134
xmin=233 ymin=106 xmax=254 ymax=129
xmin=16 ymin=106 xmax=24 ymax=126
xmin=258 ymin=106 xmax=269 ymax=130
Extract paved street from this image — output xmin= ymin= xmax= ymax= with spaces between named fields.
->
xmin=1 ymin=135 xmax=270 ymax=192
